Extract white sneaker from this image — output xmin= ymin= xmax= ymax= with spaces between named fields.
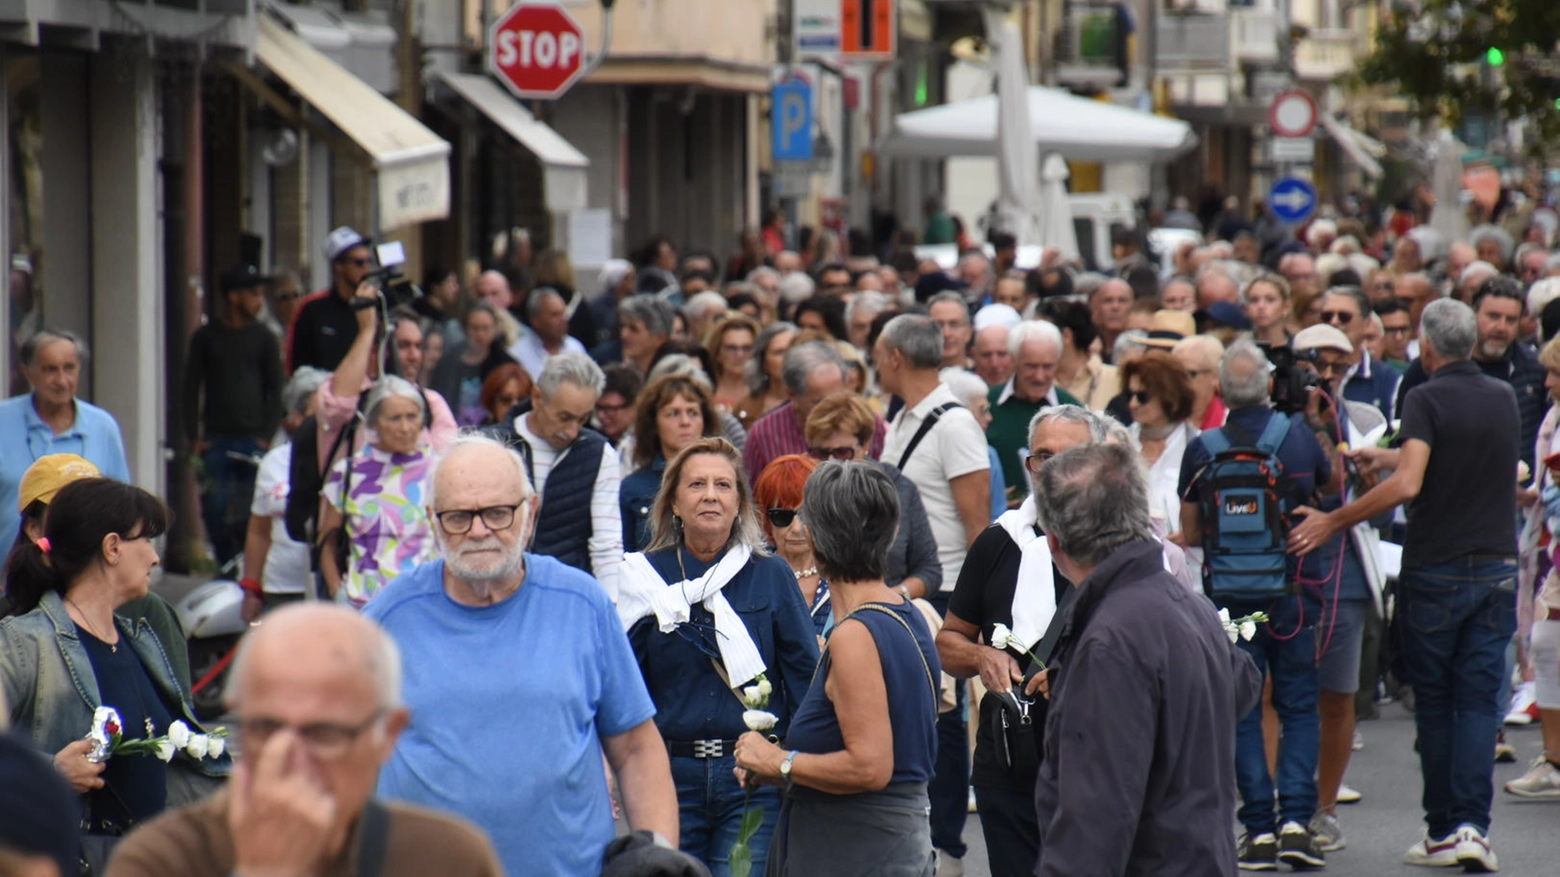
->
xmin=1336 ymin=783 xmax=1362 ymax=804
xmin=1403 ymin=829 xmax=1459 ymax=867
xmin=1351 ymin=729 xmax=1365 ymax=751
xmin=1505 ymin=681 xmax=1539 ymax=725
xmin=1453 ymin=824 xmax=1498 ymax=872
xmin=1504 ymin=756 xmax=1560 ymax=799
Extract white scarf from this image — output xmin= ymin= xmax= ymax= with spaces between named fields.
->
xmin=616 ymin=544 xmax=767 ymax=691
xmin=995 ymin=496 xmax=1056 ymax=653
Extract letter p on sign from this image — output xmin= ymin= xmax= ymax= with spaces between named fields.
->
xmin=488 ymin=1 xmax=587 ymax=101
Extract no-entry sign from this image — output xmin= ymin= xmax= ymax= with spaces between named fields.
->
xmin=489 ymin=1 xmax=586 ymax=101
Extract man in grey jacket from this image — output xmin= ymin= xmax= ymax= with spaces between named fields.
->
xmin=1032 ymin=442 xmax=1260 ymax=876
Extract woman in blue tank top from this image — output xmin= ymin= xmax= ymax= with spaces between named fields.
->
xmin=735 ymin=461 xmax=941 ymax=876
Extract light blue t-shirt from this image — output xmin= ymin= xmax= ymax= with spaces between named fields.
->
xmin=0 ymin=394 xmax=130 ymax=546
xmin=363 ymin=554 xmax=656 ymax=876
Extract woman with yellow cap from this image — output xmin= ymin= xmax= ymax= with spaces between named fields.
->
xmin=2 ymin=454 xmax=189 ymax=687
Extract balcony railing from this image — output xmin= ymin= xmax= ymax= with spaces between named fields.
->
xmin=1294 ymin=27 xmax=1357 ymax=81
xmin=1230 ymin=6 xmax=1279 ymax=65
xmin=1157 ymin=10 xmax=1231 ymax=72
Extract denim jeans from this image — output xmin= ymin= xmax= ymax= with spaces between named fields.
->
xmin=671 ymin=753 xmax=779 ymax=877
xmin=200 ymin=436 xmax=263 ymax=566
xmin=1396 ymin=557 xmax=1517 ymax=837
xmin=926 ymin=593 xmax=969 ymax=858
xmin=1227 ymin=595 xmax=1320 ymax=836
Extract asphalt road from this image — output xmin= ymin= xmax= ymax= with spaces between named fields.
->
xmin=953 ymin=707 xmax=1557 ymax=876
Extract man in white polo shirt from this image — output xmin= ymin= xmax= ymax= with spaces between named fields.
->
xmin=874 ymin=312 xmax=991 ymax=872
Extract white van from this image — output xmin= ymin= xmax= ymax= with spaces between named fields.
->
xmin=913 ymin=192 xmax=1138 ymax=272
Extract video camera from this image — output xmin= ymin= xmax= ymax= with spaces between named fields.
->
xmin=355 ymin=240 xmax=420 ymax=311
xmin=1259 ymin=342 xmax=1322 ymax=416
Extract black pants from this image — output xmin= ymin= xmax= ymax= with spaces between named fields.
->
xmin=974 ymin=784 xmax=1039 ymax=877
xmin=926 ymin=594 xmax=969 ymax=858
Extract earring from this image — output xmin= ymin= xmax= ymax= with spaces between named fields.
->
xmin=673 ymin=515 xmax=684 ymax=530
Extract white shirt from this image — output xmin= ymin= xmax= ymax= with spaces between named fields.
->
xmin=249 ymin=443 xmax=311 ymax=595
xmin=517 ymin=414 xmax=623 ymax=600
xmin=510 ymin=332 xmax=586 ymax=381
xmin=880 ymin=383 xmax=992 ymax=591
xmin=1130 ymin=421 xmax=1199 ymax=536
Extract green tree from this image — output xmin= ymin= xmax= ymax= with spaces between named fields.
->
xmin=1355 ymin=0 xmax=1560 ymax=151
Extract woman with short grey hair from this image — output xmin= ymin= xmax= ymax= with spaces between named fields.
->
xmin=736 ymin=461 xmax=941 ymax=875
xmin=617 ymin=437 xmax=820 ymax=874
xmin=319 ymin=375 xmax=437 ymax=608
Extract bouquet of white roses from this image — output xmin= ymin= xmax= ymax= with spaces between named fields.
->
xmin=86 ymin=707 xmax=229 ymax=764
xmin=731 ymin=673 xmax=776 ymax=877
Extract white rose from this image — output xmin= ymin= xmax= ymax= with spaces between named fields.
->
xmin=1225 ymin=623 xmax=1240 ymax=644
xmin=167 ymin=720 xmax=191 ymax=749
xmin=743 ymin=710 xmax=778 ymax=732
xmin=207 ymin=735 xmax=226 ymax=759
xmin=743 ymin=685 xmax=763 ymax=705
xmin=1239 ymin=620 xmax=1258 ymax=642
xmin=757 ymin=678 xmax=773 ymax=697
xmin=185 ymin=734 xmax=210 ymax=760
xmin=155 ymin=740 xmax=176 ymax=762
xmin=990 ymin=623 xmax=1014 ymax=650
xmin=1218 ymin=608 xmax=1232 ymax=626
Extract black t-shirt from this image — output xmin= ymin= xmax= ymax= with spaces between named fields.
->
xmin=80 ymin=625 xmax=174 ymax=830
xmin=948 ymin=523 xmax=1068 ymax=791
xmin=289 ymin=291 xmax=361 ymax=374
xmin=1398 ymin=359 xmax=1520 ymax=566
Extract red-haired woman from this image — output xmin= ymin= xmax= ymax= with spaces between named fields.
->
xmin=755 ymin=454 xmax=829 ymax=638
xmin=477 ymin=363 xmax=533 ymax=427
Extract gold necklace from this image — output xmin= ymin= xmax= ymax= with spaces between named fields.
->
xmin=66 ymin=597 xmax=117 ymax=653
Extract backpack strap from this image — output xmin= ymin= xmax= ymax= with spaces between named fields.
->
xmin=896 ymin=402 xmax=962 ymax=470
xmin=1253 ymin=411 xmax=1294 ymax=456
xmin=1199 ymin=427 xmax=1232 ymax=456
xmin=356 ymin=798 xmax=391 ymax=877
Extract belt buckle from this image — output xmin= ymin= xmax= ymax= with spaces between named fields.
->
xmin=693 ymin=739 xmax=724 ymax=758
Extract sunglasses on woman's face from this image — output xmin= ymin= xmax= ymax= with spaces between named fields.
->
xmin=766 ymin=508 xmax=800 ymax=529
xmin=1129 ymin=389 xmax=1151 ymax=405
xmin=807 ymin=445 xmax=854 ymax=461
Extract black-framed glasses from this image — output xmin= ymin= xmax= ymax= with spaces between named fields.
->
xmin=1383 ymin=325 xmax=1412 ymax=336
xmin=1024 ymin=450 xmax=1057 ymax=475
xmin=434 ymin=503 xmax=523 ymax=534
xmin=1321 ymin=310 xmax=1355 ymax=326
xmin=766 ymin=508 xmax=800 ymax=529
xmin=807 ymin=445 xmax=855 ymax=461
xmin=349 ymin=258 xmax=373 ymax=268
xmin=237 ymin=711 xmax=385 ymax=761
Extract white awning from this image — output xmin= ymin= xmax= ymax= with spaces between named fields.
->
xmin=434 ymin=71 xmax=590 ymax=212
xmin=256 ymin=15 xmax=450 ymax=229
xmin=1320 ymin=114 xmax=1385 ymax=180
xmin=878 ymin=86 xmax=1198 ymax=163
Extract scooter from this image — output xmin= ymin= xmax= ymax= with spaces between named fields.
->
xmin=174 ymin=577 xmax=249 ymax=720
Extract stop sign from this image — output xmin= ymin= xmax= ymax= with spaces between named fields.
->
xmin=488 ymin=1 xmax=587 ymax=101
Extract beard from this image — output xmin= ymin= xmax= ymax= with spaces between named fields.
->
xmin=444 ymin=534 xmax=526 ymax=597
xmin=1478 ymin=337 xmax=1511 ymax=361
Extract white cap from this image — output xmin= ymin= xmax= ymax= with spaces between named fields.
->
xmin=1292 ymin=323 xmax=1353 ymax=354
xmin=324 ymin=226 xmax=369 ymax=264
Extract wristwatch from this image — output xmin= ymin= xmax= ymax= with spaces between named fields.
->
xmin=779 ymin=750 xmax=798 ymax=788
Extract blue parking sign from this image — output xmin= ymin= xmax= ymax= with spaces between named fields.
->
xmin=772 ymin=79 xmax=813 ymax=162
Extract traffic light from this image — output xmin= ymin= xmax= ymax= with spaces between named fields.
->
xmin=1487 ymin=47 xmax=1505 ymax=66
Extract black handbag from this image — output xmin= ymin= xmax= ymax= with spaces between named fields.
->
xmin=980 ymin=665 xmax=1046 ymax=779
xmin=77 ymin=786 xmax=134 ymax=877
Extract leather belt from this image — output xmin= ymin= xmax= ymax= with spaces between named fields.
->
xmin=666 ymin=738 xmax=740 ymax=759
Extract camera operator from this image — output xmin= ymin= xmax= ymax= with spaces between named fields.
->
xmin=1179 ymin=339 xmax=1341 ymax=870
xmin=1286 ymin=324 xmax=1389 ymax=853
xmin=287 ymin=227 xmax=377 ymax=374
xmin=313 ymin=282 xmax=458 ymax=483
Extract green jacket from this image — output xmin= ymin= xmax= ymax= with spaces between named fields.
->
xmin=986 ymin=381 xmax=1083 ymax=501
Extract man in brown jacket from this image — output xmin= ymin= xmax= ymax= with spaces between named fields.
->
xmin=107 ymin=604 xmax=501 ymax=877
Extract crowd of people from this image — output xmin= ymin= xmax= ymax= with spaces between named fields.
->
xmin=1 ymin=197 xmax=1559 ymax=877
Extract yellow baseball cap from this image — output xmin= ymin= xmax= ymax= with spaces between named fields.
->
xmin=18 ymin=454 xmax=101 ymax=511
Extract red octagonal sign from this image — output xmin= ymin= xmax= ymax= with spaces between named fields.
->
xmin=489 ymin=1 xmax=586 ymax=101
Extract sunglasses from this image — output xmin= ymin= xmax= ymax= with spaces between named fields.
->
xmin=349 ymin=258 xmax=373 ymax=268
xmin=1321 ymin=310 xmax=1355 ymax=326
xmin=766 ymin=508 xmax=800 ymax=528
xmin=1128 ymin=389 xmax=1152 ymax=405
xmin=807 ymin=445 xmax=855 ymax=461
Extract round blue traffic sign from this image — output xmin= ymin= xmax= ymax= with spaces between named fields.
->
xmin=1269 ymin=176 xmax=1318 ymax=225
